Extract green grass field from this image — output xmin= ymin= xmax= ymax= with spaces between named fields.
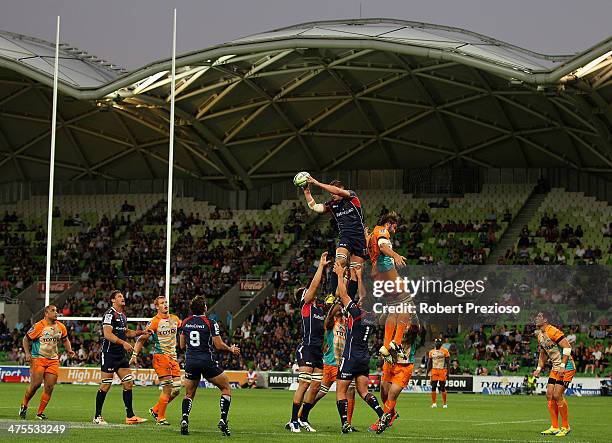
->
xmin=0 ymin=384 xmax=610 ymax=442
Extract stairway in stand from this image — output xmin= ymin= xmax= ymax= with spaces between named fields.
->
xmin=486 ymin=190 xmax=549 ymax=264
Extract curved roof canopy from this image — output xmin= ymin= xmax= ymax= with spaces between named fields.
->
xmin=0 ymin=19 xmax=610 ymax=189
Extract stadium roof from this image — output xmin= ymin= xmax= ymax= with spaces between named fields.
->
xmin=0 ymin=19 xmax=610 ymax=189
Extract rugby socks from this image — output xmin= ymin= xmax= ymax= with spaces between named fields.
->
xmin=547 ymin=400 xmax=559 ymax=428
xmin=347 ymin=279 xmax=358 ymax=300
xmin=442 ymin=391 xmax=447 ymax=405
xmin=383 ymin=399 xmax=397 ymax=414
xmin=393 ymin=318 xmax=408 ymax=346
xmin=558 ymin=399 xmax=569 ymax=429
xmin=95 ymin=390 xmax=107 ymax=417
xmin=328 ymin=271 xmax=339 ymax=297
xmin=157 ymin=393 xmax=170 ymax=420
xmin=291 ymin=402 xmax=301 ymax=422
xmin=336 ymin=399 xmax=348 ymax=425
xmin=182 ymin=397 xmax=193 ymax=420
xmin=300 ymin=402 xmax=313 ymax=421
xmin=37 ymin=392 xmax=51 ymax=415
xmin=384 ymin=319 xmax=396 ymax=349
xmin=364 ymin=393 xmax=384 ymax=418
xmin=347 ymin=398 xmax=355 ymax=423
xmin=431 ymin=391 xmax=437 ymax=405
xmin=220 ymin=395 xmax=231 ymax=422
xmin=123 ymin=389 xmax=135 ymax=418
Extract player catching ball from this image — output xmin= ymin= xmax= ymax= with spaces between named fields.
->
xmin=301 ymin=174 xmax=367 ymax=300
xmin=533 ymin=312 xmax=575 ymax=437
xmin=130 ymin=296 xmax=182 ymax=425
xmin=180 ymin=296 xmax=240 ymax=436
xmin=427 ymin=338 xmax=450 ymax=408
xmin=94 ymin=290 xmax=148 ymax=425
xmin=19 ymin=305 xmax=75 ymax=420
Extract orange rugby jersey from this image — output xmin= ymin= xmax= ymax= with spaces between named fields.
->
xmin=368 ymin=225 xmax=391 ymax=264
xmin=428 ymin=347 xmax=450 ymax=369
xmin=535 ymin=324 xmax=575 ymax=371
xmin=27 ymin=320 xmax=68 ymax=359
xmin=146 ymin=313 xmax=181 ymax=360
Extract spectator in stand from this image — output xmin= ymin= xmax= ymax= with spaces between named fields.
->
xmin=121 ymin=200 xmax=135 ymax=212
xmin=503 ymin=208 xmax=512 ymax=223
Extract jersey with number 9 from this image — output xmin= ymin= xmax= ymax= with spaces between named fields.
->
xmin=181 ymin=315 xmax=220 ymax=363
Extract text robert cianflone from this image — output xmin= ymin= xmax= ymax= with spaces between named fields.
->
xmin=372 ymin=302 xmax=521 ymax=315
xmin=372 ymin=276 xmax=486 ymax=298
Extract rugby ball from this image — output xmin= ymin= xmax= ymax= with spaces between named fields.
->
xmin=293 ymin=171 xmax=310 ymax=188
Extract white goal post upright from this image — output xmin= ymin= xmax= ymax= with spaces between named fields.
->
xmin=44 ymin=16 xmax=61 ymax=308
xmin=57 ymin=12 xmax=177 ymax=323
xmin=164 ymin=8 xmax=177 ymax=305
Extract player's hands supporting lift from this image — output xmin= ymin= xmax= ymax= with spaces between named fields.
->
xmin=333 ymin=260 xmax=345 ymax=277
xmin=319 ymin=251 xmax=330 ymax=268
xmin=122 ymin=340 xmax=134 ymax=353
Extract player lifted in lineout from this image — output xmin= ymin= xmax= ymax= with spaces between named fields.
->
xmin=427 ymin=338 xmax=450 ymax=408
xmin=180 ymin=296 xmax=241 ymax=436
xmin=94 ymin=290 xmax=148 ymax=425
xmin=19 ymin=305 xmax=75 ymax=420
xmin=533 ymin=312 xmax=575 ymax=437
xmin=286 ymin=251 xmax=330 ymax=433
xmin=334 ymin=261 xmax=387 ymax=434
xmin=130 ymin=296 xmax=182 ymax=425
xmin=367 ymin=211 xmax=411 ymax=363
xmin=371 ymin=324 xmax=420 ymax=434
xmin=302 ymin=262 xmax=367 ymax=432
xmin=301 ymin=175 xmax=367 ymax=301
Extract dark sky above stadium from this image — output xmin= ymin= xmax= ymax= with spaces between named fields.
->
xmin=1 ymin=0 xmax=611 ymax=71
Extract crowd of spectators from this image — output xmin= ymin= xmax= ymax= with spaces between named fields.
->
xmin=389 ymin=207 xmax=500 ymax=265
xmin=501 ymin=215 xmax=611 ymax=265
xmin=449 ymin=324 xmax=611 ymax=377
xmin=1 ymin=214 xmax=45 ymax=298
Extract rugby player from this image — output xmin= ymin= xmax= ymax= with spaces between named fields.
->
xmin=94 ymin=290 xmax=148 ymax=425
xmin=427 ymin=338 xmax=450 ymax=408
xmin=179 ymin=296 xmax=240 ymax=436
xmin=19 ymin=305 xmax=75 ymax=420
xmin=533 ymin=312 xmax=575 ymax=437
xmin=371 ymin=324 xmax=419 ymax=433
xmin=286 ymin=251 xmax=330 ymax=433
xmin=302 ymin=261 xmax=368 ymax=431
xmin=367 ymin=212 xmax=410 ymax=363
xmin=333 ymin=261 xmax=387 ymax=434
xmin=304 ymin=305 xmax=356 ymax=431
xmin=129 ymin=296 xmax=182 ymax=425
xmin=302 ymin=176 xmax=367 ymax=300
